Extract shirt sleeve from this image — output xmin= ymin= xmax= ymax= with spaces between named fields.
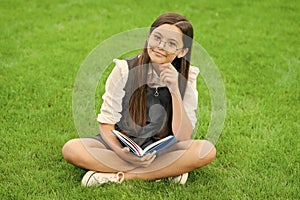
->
xmin=183 ymin=66 xmax=200 ymax=129
xmin=97 ymin=59 xmax=129 ymax=124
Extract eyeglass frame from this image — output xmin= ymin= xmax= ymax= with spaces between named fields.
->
xmin=147 ymin=33 xmax=184 ymax=54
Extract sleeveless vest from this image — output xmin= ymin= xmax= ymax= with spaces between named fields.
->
xmin=115 ymin=56 xmax=173 ymax=148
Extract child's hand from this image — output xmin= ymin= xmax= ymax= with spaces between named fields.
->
xmin=159 ymin=63 xmax=179 ymax=93
xmin=121 ymin=147 xmax=156 ymax=167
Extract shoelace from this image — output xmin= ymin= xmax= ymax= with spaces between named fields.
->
xmin=93 ymin=172 xmax=124 ymax=184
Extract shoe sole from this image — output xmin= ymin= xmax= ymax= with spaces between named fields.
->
xmin=178 ymin=173 xmax=188 ymax=184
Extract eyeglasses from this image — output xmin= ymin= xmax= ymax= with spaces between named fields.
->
xmin=148 ymin=33 xmax=183 ymax=54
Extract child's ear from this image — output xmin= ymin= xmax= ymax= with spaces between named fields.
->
xmin=177 ymin=48 xmax=189 ymax=58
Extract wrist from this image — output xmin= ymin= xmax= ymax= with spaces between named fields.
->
xmin=169 ymin=87 xmax=182 ymax=99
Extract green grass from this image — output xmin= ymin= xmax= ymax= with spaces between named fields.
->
xmin=1 ymin=0 xmax=299 ymax=199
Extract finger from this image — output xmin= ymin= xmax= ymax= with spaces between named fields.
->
xmin=122 ymin=147 xmax=130 ymax=153
xmin=141 ymin=154 xmax=156 ymax=167
xmin=160 ymin=70 xmax=173 ymax=82
xmin=148 ymin=153 xmax=156 ymax=163
xmin=140 ymin=154 xmax=151 ymax=162
xmin=160 ymin=65 xmax=172 ymax=73
xmin=160 ymin=68 xmax=177 ymax=80
xmin=159 ymin=63 xmax=173 ymax=73
xmin=139 ymin=151 xmax=153 ymax=162
xmin=159 ymin=63 xmax=172 ymax=68
xmin=160 ymin=72 xmax=167 ymax=83
xmin=144 ymin=151 xmax=157 ymax=161
xmin=162 ymin=76 xmax=173 ymax=86
xmin=151 ymin=150 xmax=157 ymax=155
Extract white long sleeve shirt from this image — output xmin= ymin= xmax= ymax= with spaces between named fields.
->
xmin=97 ymin=59 xmax=199 ymax=129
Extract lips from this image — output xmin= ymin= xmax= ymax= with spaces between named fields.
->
xmin=152 ymin=49 xmax=166 ymax=57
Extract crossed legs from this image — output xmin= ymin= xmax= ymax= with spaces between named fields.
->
xmin=62 ymin=138 xmax=216 ymax=180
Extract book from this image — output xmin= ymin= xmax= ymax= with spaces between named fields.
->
xmin=111 ymin=130 xmax=177 ymax=157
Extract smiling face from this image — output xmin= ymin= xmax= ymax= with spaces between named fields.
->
xmin=147 ymin=24 xmax=188 ymax=64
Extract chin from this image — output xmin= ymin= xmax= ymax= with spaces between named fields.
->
xmin=149 ymin=54 xmax=165 ymax=64
xmin=150 ymin=59 xmax=164 ymax=64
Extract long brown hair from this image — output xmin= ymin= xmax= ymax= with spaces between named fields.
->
xmin=126 ymin=13 xmax=194 ymax=134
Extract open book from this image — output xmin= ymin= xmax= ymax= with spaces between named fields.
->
xmin=111 ymin=130 xmax=177 ymax=157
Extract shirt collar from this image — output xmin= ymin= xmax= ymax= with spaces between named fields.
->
xmin=147 ymin=64 xmax=166 ymax=87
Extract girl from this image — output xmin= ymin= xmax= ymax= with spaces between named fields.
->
xmin=62 ymin=12 xmax=216 ymax=186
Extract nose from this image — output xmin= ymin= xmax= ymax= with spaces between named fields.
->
xmin=157 ymin=40 xmax=166 ymax=49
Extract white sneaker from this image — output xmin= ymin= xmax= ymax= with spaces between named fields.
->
xmin=170 ymin=173 xmax=189 ymax=184
xmin=81 ymin=171 xmax=125 ymax=186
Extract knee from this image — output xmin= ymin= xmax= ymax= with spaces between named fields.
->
xmin=197 ymin=140 xmax=216 ymax=165
xmin=62 ymin=139 xmax=79 ymax=162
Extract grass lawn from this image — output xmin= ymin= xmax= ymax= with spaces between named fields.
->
xmin=0 ymin=0 xmax=299 ymax=199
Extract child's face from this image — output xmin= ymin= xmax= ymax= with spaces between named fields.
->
xmin=147 ymin=24 xmax=185 ymax=64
